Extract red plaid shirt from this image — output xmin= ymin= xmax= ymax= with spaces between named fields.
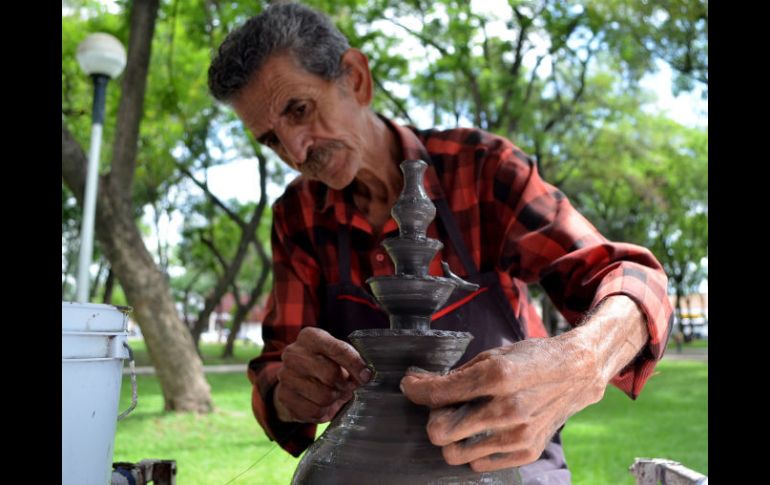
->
xmin=247 ymin=116 xmax=673 ymax=456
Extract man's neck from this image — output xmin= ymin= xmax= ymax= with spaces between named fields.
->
xmin=352 ymin=113 xmax=403 ymax=232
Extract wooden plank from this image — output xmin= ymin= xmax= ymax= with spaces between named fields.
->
xmin=629 ymin=458 xmax=708 ymax=485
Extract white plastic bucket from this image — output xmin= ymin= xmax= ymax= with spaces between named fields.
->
xmin=62 ymin=302 xmax=131 ymax=485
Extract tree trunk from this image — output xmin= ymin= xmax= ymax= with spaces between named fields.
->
xmin=102 ymin=268 xmax=115 ymax=304
xmin=186 ymin=160 xmax=271 ymax=347
xmin=98 ymin=199 xmax=212 ymax=411
xmin=223 ymin=304 xmax=248 ymax=359
xmin=61 ymin=0 xmax=212 ymax=412
xmin=674 ymin=287 xmax=686 ymax=342
xmin=89 ymin=258 xmax=106 ymax=301
xmin=540 ymin=294 xmax=560 ymax=336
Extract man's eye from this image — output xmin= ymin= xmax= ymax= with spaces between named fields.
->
xmin=261 ymin=133 xmax=279 ymax=147
xmin=294 ymin=104 xmax=307 ymax=118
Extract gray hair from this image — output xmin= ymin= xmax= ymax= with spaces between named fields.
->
xmin=208 ymin=2 xmax=350 ymax=102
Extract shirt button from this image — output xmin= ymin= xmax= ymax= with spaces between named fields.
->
xmin=375 ymin=253 xmax=385 ymax=263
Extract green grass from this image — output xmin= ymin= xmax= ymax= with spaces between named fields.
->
xmin=113 ymin=372 xmax=302 ymax=484
xmin=114 ymin=359 xmax=706 ymax=484
xmin=665 ymin=338 xmax=708 ymax=351
xmin=126 ymin=340 xmax=261 ymax=367
xmin=563 ymin=360 xmax=708 ymax=484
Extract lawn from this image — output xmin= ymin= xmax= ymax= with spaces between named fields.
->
xmin=113 ymin=359 xmax=706 ymax=484
xmin=563 ymin=359 xmax=708 ymax=484
xmin=665 ymin=337 xmax=709 ymax=351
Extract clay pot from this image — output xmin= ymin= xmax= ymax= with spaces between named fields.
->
xmin=391 ymin=160 xmax=435 ymax=240
xmin=291 ymin=329 xmax=522 ymax=484
xmin=382 ymin=237 xmax=443 ymax=277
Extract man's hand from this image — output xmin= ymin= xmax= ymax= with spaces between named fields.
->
xmin=274 ymin=327 xmax=373 ymax=423
xmin=400 ymin=295 xmax=648 ymax=472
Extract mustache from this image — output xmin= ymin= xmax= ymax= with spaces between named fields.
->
xmin=302 ymin=141 xmax=345 ymax=176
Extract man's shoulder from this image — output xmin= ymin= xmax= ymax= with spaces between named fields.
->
xmin=413 ymin=126 xmax=519 ymax=156
xmin=411 ymin=126 xmax=534 ymax=171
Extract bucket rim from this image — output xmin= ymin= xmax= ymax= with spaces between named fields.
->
xmin=61 ymin=357 xmax=127 ymax=362
xmin=62 ymin=301 xmax=132 ymax=315
xmin=62 ymin=331 xmax=129 ymax=336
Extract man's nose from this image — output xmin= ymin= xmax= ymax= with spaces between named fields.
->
xmin=275 ymin=125 xmax=310 ymax=166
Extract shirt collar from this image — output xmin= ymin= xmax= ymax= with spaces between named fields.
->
xmin=315 ymin=114 xmax=445 ymax=222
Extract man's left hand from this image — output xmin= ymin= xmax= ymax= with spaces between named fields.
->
xmin=399 ymin=337 xmax=604 ymax=472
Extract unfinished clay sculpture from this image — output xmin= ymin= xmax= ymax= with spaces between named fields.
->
xmin=292 ymin=160 xmax=522 ymax=484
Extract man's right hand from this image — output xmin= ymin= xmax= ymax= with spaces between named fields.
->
xmin=274 ymin=327 xmax=373 ymax=423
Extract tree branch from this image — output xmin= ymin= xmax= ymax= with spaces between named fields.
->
xmin=199 ymin=233 xmax=229 ymax=273
xmin=110 ymin=0 xmax=160 ymax=206
xmin=372 ymin=75 xmax=415 ymax=125
xmin=176 ymin=162 xmax=246 ymax=229
xmin=385 ymin=17 xmax=451 ymax=57
xmin=62 ymin=121 xmax=88 ymax=203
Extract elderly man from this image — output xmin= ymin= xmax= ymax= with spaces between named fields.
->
xmin=208 ymin=3 xmax=672 ymax=483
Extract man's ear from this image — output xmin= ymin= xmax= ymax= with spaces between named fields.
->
xmin=340 ymin=48 xmax=373 ymax=106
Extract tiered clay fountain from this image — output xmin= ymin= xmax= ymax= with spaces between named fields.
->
xmin=292 ymin=159 xmax=522 ymax=484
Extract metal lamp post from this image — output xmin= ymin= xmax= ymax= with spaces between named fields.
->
xmin=74 ymin=33 xmax=126 ymax=302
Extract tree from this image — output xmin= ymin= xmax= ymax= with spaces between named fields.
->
xmin=62 ymin=0 xmax=212 ymax=412
xmin=173 ymin=148 xmax=273 ymax=353
xmin=63 ymin=0 xmax=707 ymax=387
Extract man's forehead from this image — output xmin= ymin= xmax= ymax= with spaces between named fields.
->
xmin=244 ymin=58 xmax=323 ymax=107
xmin=232 ymin=69 xmax=293 ymax=124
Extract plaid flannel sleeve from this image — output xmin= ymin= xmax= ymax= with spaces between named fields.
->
xmin=246 ymin=201 xmax=322 ymax=456
xmin=493 ymin=147 xmax=673 ymax=398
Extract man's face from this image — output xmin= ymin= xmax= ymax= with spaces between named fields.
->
xmin=231 ymin=54 xmax=368 ymax=190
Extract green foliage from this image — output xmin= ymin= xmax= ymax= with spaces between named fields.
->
xmin=63 ymin=0 xmax=707 ymax=311
xmin=585 ymin=0 xmax=708 ymax=95
xmin=62 ymin=9 xmax=127 ymax=171
xmin=172 ymin=197 xmax=274 ymax=311
xmin=63 ymin=1 xmax=277 ymax=305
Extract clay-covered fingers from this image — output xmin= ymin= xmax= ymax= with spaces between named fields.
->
xmin=281 ymin=347 xmax=354 ymax=390
xmin=439 ymin=424 xmax=548 ymax=470
xmin=425 ymin=396 xmax=521 ymax=447
xmin=297 ymin=327 xmax=372 ymax=385
xmin=274 ymin=382 xmax=350 ymax=423
xmin=277 ymin=369 xmax=353 ymax=407
xmin=401 ymin=357 xmax=513 ymax=408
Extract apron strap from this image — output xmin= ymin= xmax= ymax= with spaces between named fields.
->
xmin=434 ymin=197 xmax=479 ymax=278
xmin=337 ymin=223 xmax=352 ymax=284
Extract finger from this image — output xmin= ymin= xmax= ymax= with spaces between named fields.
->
xmin=278 ymin=371 xmax=345 ymax=407
xmin=401 ymin=358 xmax=511 ymax=407
xmin=469 ymin=447 xmax=542 ymax=472
xmin=440 ymin=424 xmax=541 ymax=467
xmin=276 ymin=384 xmax=340 ymax=423
xmin=282 ymin=347 xmax=352 ymax=390
xmin=442 ymin=422 xmax=550 ymax=470
xmin=299 ymin=327 xmax=372 ymax=385
xmin=426 ymin=396 xmax=521 ymax=446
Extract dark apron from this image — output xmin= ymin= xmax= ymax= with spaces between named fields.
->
xmin=318 ymin=183 xmax=571 ymax=484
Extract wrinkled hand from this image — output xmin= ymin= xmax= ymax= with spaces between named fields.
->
xmin=275 ymin=327 xmax=373 ymax=423
xmin=400 ymin=338 xmax=604 ymax=472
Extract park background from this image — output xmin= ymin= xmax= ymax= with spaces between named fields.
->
xmin=62 ymin=1 xmax=708 ymax=483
